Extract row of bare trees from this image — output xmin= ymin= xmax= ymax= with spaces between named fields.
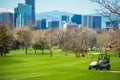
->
xmin=0 ymin=24 xmax=120 ymax=57
xmin=12 ymin=27 xmax=57 ymax=57
xmin=57 ymin=28 xmax=96 ymax=57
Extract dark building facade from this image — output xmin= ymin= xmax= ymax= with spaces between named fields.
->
xmin=25 ymin=0 xmax=35 ymax=25
xmin=0 ymin=13 xmax=2 ymax=24
xmin=48 ymin=20 xmax=59 ymax=29
xmin=93 ymin=16 xmax=102 ymax=30
xmin=61 ymin=15 xmax=69 ymax=22
xmin=36 ymin=19 xmax=46 ymax=30
xmin=35 ymin=20 xmax=41 ymax=30
xmin=1 ymin=12 xmax=14 ymax=29
xmin=71 ymin=14 xmax=82 ymax=25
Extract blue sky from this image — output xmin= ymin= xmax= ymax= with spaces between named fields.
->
xmin=0 ymin=0 xmax=98 ymax=14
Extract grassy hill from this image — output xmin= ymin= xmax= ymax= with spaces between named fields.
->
xmin=0 ymin=49 xmax=120 ymax=80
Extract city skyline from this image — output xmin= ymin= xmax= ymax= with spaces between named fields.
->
xmin=0 ymin=0 xmax=98 ymax=14
xmin=0 ymin=0 xmax=111 ymax=30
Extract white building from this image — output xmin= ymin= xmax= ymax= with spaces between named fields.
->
xmin=63 ymin=22 xmax=78 ymax=31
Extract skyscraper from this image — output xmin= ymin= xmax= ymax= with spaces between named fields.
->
xmin=14 ymin=3 xmax=32 ymax=27
xmin=25 ymin=0 xmax=35 ymax=25
xmin=36 ymin=19 xmax=47 ymax=30
xmin=71 ymin=14 xmax=82 ymax=25
xmin=93 ymin=16 xmax=102 ymax=30
xmin=48 ymin=20 xmax=59 ymax=30
xmin=82 ymin=15 xmax=93 ymax=28
xmin=82 ymin=15 xmax=102 ymax=30
xmin=60 ymin=15 xmax=69 ymax=30
xmin=61 ymin=15 xmax=69 ymax=22
xmin=0 ymin=13 xmax=2 ymax=24
xmin=1 ymin=12 xmax=14 ymax=29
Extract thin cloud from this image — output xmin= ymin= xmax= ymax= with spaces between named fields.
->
xmin=0 ymin=8 xmax=14 ymax=13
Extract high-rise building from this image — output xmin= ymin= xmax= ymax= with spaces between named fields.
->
xmin=40 ymin=19 xmax=46 ymax=30
xmin=71 ymin=14 xmax=82 ymax=25
xmin=93 ymin=16 xmax=102 ymax=30
xmin=48 ymin=20 xmax=59 ymax=30
xmin=35 ymin=20 xmax=41 ymax=30
xmin=0 ymin=13 xmax=2 ymax=24
xmin=36 ymin=19 xmax=46 ymax=30
xmin=61 ymin=15 xmax=69 ymax=22
xmin=82 ymin=15 xmax=102 ymax=30
xmin=25 ymin=0 xmax=35 ymax=25
xmin=60 ymin=15 xmax=69 ymax=30
xmin=14 ymin=3 xmax=32 ymax=27
xmin=1 ymin=12 xmax=14 ymax=29
xmin=82 ymin=15 xmax=93 ymax=28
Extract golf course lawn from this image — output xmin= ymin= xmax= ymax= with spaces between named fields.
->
xmin=0 ymin=49 xmax=120 ymax=80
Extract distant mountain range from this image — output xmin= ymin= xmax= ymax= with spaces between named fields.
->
xmin=35 ymin=10 xmax=107 ymax=20
xmin=36 ymin=10 xmax=74 ymax=20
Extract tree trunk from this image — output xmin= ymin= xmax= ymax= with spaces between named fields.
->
xmin=0 ymin=53 xmax=3 ymax=56
xmin=105 ymin=45 xmax=108 ymax=55
xmin=91 ymin=47 xmax=93 ymax=51
xmin=119 ymin=52 xmax=120 ymax=58
xmin=35 ymin=49 xmax=36 ymax=55
xmin=82 ymin=52 xmax=85 ymax=57
xmin=75 ymin=53 xmax=80 ymax=58
xmin=42 ymin=50 xmax=44 ymax=54
xmin=50 ymin=49 xmax=52 ymax=57
xmin=65 ymin=53 xmax=68 ymax=56
xmin=25 ymin=47 xmax=27 ymax=55
xmin=4 ymin=53 xmax=6 ymax=56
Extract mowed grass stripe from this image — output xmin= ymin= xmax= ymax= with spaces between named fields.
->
xmin=0 ymin=49 xmax=120 ymax=80
xmin=0 ymin=72 xmax=48 ymax=80
xmin=0 ymin=57 xmax=88 ymax=80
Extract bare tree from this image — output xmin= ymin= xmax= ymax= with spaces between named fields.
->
xmin=95 ymin=31 xmax=114 ymax=54
xmin=32 ymin=30 xmax=49 ymax=54
xmin=16 ymin=28 xmax=32 ymax=55
xmin=45 ymin=29 xmax=58 ymax=57
xmin=91 ymin=0 xmax=120 ymax=22
xmin=32 ymin=31 xmax=42 ymax=54
xmin=110 ymin=30 xmax=120 ymax=57
xmin=0 ymin=24 xmax=13 ymax=56
xmin=110 ymin=39 xmax=120 ymax=57
xmin=84 ymin=29 xmax=97 ymax=51
xmin=58 ymin=27 xmax=92 ymax=58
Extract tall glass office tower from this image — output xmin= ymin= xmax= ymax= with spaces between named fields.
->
xmin=14 ymin=3 xmax=32 ymax=27
xmin=25 ymin=0 xmax=35 ymax=25
xmin=82 ymin=15 xmax=102 ymax=30
xmin=82 ymin=15 xmax=93 ymax=28
xmin=93 ymin=16 xmax=102 ymax=30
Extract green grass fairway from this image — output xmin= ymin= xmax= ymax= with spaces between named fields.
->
xmin=0 ymin=49 xmax=120 ymax=80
